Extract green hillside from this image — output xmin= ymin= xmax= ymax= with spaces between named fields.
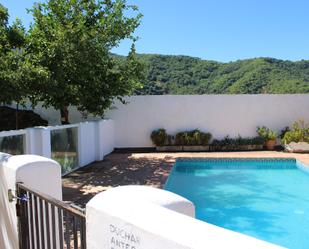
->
xmin=132 ymin=54 xmax=309 ymax=94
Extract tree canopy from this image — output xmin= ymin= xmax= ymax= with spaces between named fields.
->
xmin=26 ymin=0 xmax=143 ymax=122
xmin=0 ymin=4 xmax=27 ymax=105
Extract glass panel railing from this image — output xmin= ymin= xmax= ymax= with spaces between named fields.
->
xmin=51 ymin=127 xmax=78 ymax=174
xmin=0 ymin=134 xmax=25 ymax=155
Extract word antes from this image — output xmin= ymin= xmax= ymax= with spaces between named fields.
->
xmin=110 ymin=224 xmax=141 ymax=249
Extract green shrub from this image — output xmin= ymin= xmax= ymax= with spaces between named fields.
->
xmin=282 ymin=120 xmax=309 ymax=144
xmin=211 ymin=135 xmax=264 ymax=146
xmin=257 ymin=126 xmax=277 ymax=141
xmin=175 ymin=132 xmax=186 ymax=145
xmin=235 ymin=136 xmax=264 ymax=145
xmin=200 ymin=132 xmax=212 ymax=145
xmin=280 ymin=126 xmax=290 ymax=139
xmin=212 ymin=136 xmax=236 ymax=146
xmin=186 ymin=130 xmax=200 ymax=145
xmin=167 ymin=135 xmax=174 ymax=145
xmin=150 ymin=129 xmax=167 ymax=146
xmin=248 ymin=136 xmax=265 ymax=145
xmin=175 ymin=130 xmax=212 ymax=145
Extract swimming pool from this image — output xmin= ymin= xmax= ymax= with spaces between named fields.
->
xmin=165 ymin=158 xmax=309 ymax=249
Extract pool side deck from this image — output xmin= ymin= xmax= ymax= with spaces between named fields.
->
xmin=62 ymin=151 xmax=309 ymax=207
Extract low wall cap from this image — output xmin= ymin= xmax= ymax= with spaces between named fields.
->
xmin=87 ymin=185 xmax=195 ymax=217
xmin=0 ymin=152 xmax=11 ymax=162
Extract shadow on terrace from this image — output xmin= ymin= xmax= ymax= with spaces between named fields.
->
xmin=62 ymin=153 xmax=175 ymax=207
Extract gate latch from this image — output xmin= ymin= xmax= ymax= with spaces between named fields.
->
xmin=8 ymin=189 xmax=29 ymax=203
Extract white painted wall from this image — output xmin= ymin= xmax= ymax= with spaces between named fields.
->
xmin=0 ymin=154 xmax=62 ymax=249
xmin=8 ymin=95 xmax=309 ymax=148
xmin=86 ymin=186 xmax=285 ymax=249
xmin=105 ymin=94 xmax=309 ymax=148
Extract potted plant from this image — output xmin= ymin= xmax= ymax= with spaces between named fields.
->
xmin=282 ymin=120 xmax=309 ymax=153
xmin=151 ymin=129 xmax=183 ymax=151
xmin=257 ymin=126 xmax=278 ymax=150
xmin=150 ymin=129 xmax=212 ymax=151
xmin=150 ymin=129 xmax=167 ymax=147
xmin=182 ymin=130 xmax=212 ymax=151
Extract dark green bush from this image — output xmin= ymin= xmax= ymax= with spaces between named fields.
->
xmin=280 ymin=127 xmax=290 ymax=139
xmin=175 ymin=132 xmax=185 ymax=145
xmin=200 ymin=132 xmax=212 ymax=145
xmin=211 ymin=136 xmax=264 ymax=146
xmin=150 ymin=129 xmax=167 ymax=146
xmin=167 ymin=135 xmax=174 ymax=145
xmin=151 ymin=128 xmax=263 ymax=147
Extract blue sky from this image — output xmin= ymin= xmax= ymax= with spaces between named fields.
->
xmin=1 ymin=0 xmax=309 ymax=62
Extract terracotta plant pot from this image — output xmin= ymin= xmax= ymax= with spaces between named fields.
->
xmin=265 ymin=139 xmax=276 ymax=150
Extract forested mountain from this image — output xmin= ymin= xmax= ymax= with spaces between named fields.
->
xmin=130 ymin=54 xmax=309 ymax=94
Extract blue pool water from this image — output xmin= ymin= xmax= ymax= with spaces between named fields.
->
xmin=165 ymin=158 xmax=309 ymax=249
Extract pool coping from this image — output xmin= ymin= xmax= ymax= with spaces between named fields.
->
xmin=165 ymin=157 xmax=309 ymax=189
xmin=176 ymin=157 xmax=297 ymax=162
xmin=175 ymin=157 xmax=309 ymax=169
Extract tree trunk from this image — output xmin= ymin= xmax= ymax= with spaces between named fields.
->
xmin=60 ymin=106 xmax=70 ymax=125
xmin=60 ymin=106 xmax=74 ymax=150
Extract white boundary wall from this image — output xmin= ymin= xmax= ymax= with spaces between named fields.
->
xmin=0 ymin=120 xmax=114 ymax=169
xmin=105 ymin=94 xmax=309 ymax=148
xmin=7 ymin=94 xmax=309 ymax=148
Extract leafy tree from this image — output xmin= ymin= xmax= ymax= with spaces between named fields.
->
xmin=0 ymin=4 xmax=26 ymax=105
xmin=27 ymin=0 xmax=143 ymax=124
xmin=0 ymin=4 xmax=47 ymax=128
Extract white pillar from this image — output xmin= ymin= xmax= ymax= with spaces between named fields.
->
xmin=0 ymin=154 xmax=62 ymax=249
xmin=25 ymin=127 xmax=51 ymax=157
xmin=78 ymin=122 xmax=96 ymax=167
xmin=25 ymin=128 xmax=35 ymax=154
xmin=95 ymin=119 xmax=114 ymax=161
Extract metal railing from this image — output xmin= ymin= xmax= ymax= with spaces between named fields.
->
xmin=16 ymin=183 xmax=86 ymax=249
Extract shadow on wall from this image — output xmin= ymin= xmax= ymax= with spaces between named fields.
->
xmin=62 ymin=153 xmax=175 ymax=207
xmin=0 ymin=153 xmax=19 ymax=249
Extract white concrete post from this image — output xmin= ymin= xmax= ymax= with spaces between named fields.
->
xmin=25 ymin=128 xmax=35 ymax=154
xmin=78 ymin=122 xmax=96 ymax=167
xmin=0 ymin=154 xmax=62 ymax=249
xmin=86 ymin=186 xmax=285 ymax=249
xmin=95 ymin=119 xmax=114 ymax=161
xmin=25 ymin=127 xmax=51 ymax=157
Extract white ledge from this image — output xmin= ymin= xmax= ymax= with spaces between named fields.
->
xmin=86 ymin=186 xmax=285 ymax=249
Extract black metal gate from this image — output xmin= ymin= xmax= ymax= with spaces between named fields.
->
xmin=16 ymin=183 xmax=86 ymax=249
